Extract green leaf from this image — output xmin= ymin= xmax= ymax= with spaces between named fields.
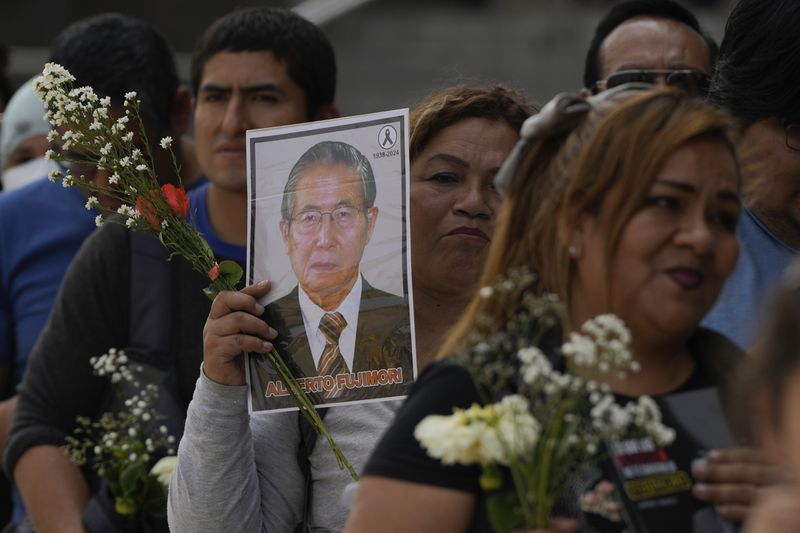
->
xmin=486 ymin=492 xmax=525 ymax=533
xmin=142 ymin=477 xmax=168 ymax=517
xmin=218 ymin=259 xmax=243 ymax=286
xmin=120 ymin=461 xmax=142 ymax=496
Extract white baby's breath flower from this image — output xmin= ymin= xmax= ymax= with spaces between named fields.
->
xmin=46 ymin=130 xmax=58 ymax=142
xmin=47 ymin=169 xmax=61 ymax=182
xmin=124 ymin=91 xmax=137 ymax=101
xmin=84 ymin=196 xmax=99 ymax=210
xmin=562 ymin=332 xmax=597 ymax=366
xmin=44 ymin=149 xmax=55 ymax=161
xmin=119 ymin=156 xmax=130 ymax=168
xmin=94 ymin=215 xmax=104 ymax=227
xmin=108 ymin=173 xmax=120 ymax=185
xmin=160 ymin=136 xmax=173 ymax=149
xmin=122 ymin=131 xmax=134 ymax=143
xmin=517 ymin=346 xmax=552 ymax=385
xmin=135 ymin=164 xmax=148 ymax=172
xmin=479 ymin=286 xmax=493 ymax=299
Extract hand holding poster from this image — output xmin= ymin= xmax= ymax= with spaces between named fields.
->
xmin=245 ymin=110 xmax=416 ymax=413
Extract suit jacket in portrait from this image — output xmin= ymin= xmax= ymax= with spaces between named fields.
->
xmin=248 ymin=277 xmax=413 ymax=410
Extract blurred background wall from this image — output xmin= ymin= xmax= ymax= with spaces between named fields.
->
xmin=1 ymin=0 xmax=735 ymax=115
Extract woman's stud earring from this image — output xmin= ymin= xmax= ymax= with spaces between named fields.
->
xmin=568 ymin=244 xmax=579 ymax=258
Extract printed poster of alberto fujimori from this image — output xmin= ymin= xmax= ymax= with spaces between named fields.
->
xmin=245 ymin=109 xmax=417 ymax=413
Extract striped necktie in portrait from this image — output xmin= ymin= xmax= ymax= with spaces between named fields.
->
xmin=317 ymin=311 xmax=349 ymax=399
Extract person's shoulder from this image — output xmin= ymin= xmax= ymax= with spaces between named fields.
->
xmin=410 ymin=359 xmax=475 ymax=398
xmin=0 ymin=178 xmax=62 ymax=213
xmin=361 ymin=280 xmax=406 ymax=309
xmin=689 ymin=326 xmax=745 ymax=386
xmin=266 ymin=286 xmax=300 ymax=311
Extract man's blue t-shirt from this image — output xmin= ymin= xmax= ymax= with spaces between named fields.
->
xmin=0 ymin=178 xmax=98 ymax=383
xmin=187 ymin=181 xmax=247 ymax=265
xmin=702 ymin=206 xmax=796 ymax=348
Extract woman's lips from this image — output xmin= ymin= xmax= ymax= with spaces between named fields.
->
xmin=446 ymin=226 xmax=490 ymax=242
xmin=666 ymin=267 xmax=704 ymax=289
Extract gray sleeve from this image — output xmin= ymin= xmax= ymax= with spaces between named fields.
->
xmin=168 ymin=369 xmax=263 ymax=533
xmin=168 ymin=368 xmax=306 ymax=533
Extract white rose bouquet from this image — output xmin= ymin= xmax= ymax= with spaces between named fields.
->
xmin=415 ymin=269 xmax=674 ymax=532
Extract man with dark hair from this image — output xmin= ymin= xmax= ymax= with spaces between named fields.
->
xmin=0 ymin=14 xmax=191 ymax=396
xmin=582 ymin=0 xmax=716 ymax=95
xmin=1 ymin=13 xmax=193 ymax=530
xmin=189 ymin=7 xmax=336 ymax=122
xmin=5 ymin=7 xmax=339 ymax=532
xmin=249 ymin=141 xmax=411 ymax=410
xmin=703 ymin=0 xmax=800 ymax=348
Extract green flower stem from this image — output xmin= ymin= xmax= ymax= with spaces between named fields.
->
xmin=534 ymin=398 xmax=571 ymax=528
xmin=267 ymin=349 xmax=359 ymax=480
xmin=204 ymin=276 xmax=357 ymax=481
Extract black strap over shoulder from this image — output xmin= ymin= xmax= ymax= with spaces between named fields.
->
xmin=83 ymin=232 xmax=179 ymax=533
xmin=294 ymin=407 xmax=329 ymax=533
xmin=128 ymin=233 xmax=173 ymax=369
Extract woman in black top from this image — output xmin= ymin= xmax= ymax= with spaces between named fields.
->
xmin=347 ymin=87 xmax=778 ymax=532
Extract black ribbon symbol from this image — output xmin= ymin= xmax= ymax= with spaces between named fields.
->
xmin=382 ymin=128 xmax=394 ymax=148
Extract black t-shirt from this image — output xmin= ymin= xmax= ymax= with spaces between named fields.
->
xmin=363 ymin=361 xmax=491 ymax=531
xmin=363 ymin=328 xmax=740 ymax=533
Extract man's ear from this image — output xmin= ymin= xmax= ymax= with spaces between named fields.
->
xmin=314 ymin=103 xmax=341 ymax=121
xmin=171 ymin=86 xmax=192 ymax=135
xmin=365 ymin=206 xmax=378 ymax=243
xmin=280 ymin=218 xmax=290 ymax=247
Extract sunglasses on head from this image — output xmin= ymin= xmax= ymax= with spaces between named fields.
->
xmin=592 ymin=69 xmax=711 ymax=95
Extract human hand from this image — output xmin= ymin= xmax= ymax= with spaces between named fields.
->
xmin=202 ymin=280 xmax=276 ymax=386
xmin=692 ymin=448 xmax=784 ymax=522
xmin=744 ymin=484 xmax=800 ymax=533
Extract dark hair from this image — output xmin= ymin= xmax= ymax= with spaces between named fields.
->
xmin=710 ymin=0 xmax=800 ymax=125
xmin=0 ymin=46 xmax=13 ymax=111
xmin=190 ymin=7 xmax=336 ymax=120
xmin=281 ymin=141 xmax=375 ymax=220
xmin=49 ymin=13 xmax=178 ymax=130
xmin=583 ymin=0 xmax=718 ymax=90
xmin=410 ymin=85 xmax=535 ymax=160
xmin=439 ymin=87 xmax=739 ymax=357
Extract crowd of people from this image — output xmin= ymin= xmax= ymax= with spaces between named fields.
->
xmin=0 ymin=0 xmax=799 ymax=532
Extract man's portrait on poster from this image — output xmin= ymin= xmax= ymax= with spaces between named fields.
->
xmin=247 ymin=124 xmax=414 ymax=412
